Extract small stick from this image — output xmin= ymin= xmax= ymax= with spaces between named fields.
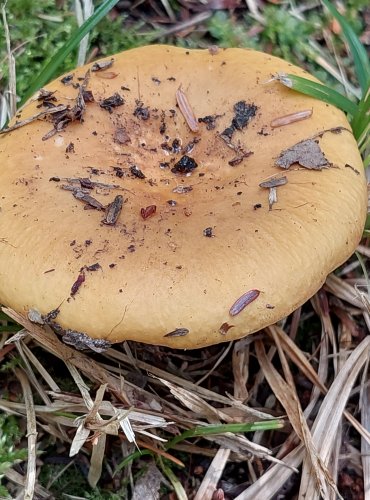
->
xmin=0 ymin=105 xmax=68 ymax=135
xmin=176 ymin=86 xmax=199 ymax=133
xmin=270 ymin=109 xmax=312 ymax=128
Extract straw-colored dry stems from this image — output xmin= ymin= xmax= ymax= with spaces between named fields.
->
xmin=15 ymin=368 xmax=37 ymax=500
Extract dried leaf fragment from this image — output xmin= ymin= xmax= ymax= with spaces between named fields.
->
xmin=259 ymin=176 xmax=288 ymax=189
xmin=96 ymin=72 xmax=118 ymax=80
xmin=62 ymin=330 xmax=111 ymax=352
xmin=100 ymin=93 xmax=124 ymax=113
xmin=164 ymin=328 xmax=189 ymax=338
xmin=276 ymin=139 xmax=329 ymax=170
xmin=219 ymin=322 xmax=235 ymax=335
xmin=140 ymin=205 xmax=156 ymax=220
xmin=71 ymin=271 xmax=85 ymax=296
xmin=229 ymin=289 xmax=260 ymax=316
xmin=268 ymin=187 xmax=277 ymax=210
xmin=103 ymin=195 xmax=124 ymax=225
xmin=73 ymin=189 xmax=104 ymax=210
xmin=91 ymin=59 xmax=114 ymax=71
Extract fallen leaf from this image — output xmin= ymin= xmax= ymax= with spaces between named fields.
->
xmin=275 ymin=139 xmax=329 ymax=170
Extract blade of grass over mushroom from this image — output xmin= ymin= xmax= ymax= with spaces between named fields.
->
xmin=275 ymin=74 xmax=358 ymax=118
xmin=321 ymin=0 xmax=370 ymax=95
xmin=352 ymin=89 xmax=370 ymax=148
xmin=20 ymin=0 xmax=120 ymax=105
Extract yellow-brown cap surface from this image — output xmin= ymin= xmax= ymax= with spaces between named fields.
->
xmin=0 ymin=45 xmax=366 ymax=348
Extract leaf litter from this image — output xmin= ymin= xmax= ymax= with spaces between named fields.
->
xmin=0 ymin=37 xmax=368 ymax=500
xmin=276 ymin=139 xmax=330 ymax=169
xmin=2 ymin=270 xmax=370 ymax=500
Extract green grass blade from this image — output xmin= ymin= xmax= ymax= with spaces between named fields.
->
xmin=275 ymin=73 xmax=358 ymax=117
xmin=158 ymin=458 xmax=187 ymax=500
xmin=114 ymin=450 xmax=153 ymax=475
xmin=352 ymin=87 xmax=370 ymax=145
xmin=20 ymin=0 xmax=120 ymax=105
xmin=165 ymin=420 xmax=283 ymax=449
xmin=321 ymin=0 xmax=370 ymax=94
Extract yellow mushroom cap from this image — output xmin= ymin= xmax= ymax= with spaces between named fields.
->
xmin=0 ymin=45 xmax=366 ymax=348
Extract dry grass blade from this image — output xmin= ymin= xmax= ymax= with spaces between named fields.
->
xmin=15 ymin=368 xmax=37 ymax=500
xmin=15 ymin=340 xmax=54 ymax=406
xmin=361 ymin=383 xmax=370 ymax=500
xmin=299 ymin=336 xmax=370 ymax=498
xmin=88 ymin=431 xmax=106 ymax=488
xmin=1 ymin=2 xmax=16 ymax=119
xmin=235 ymin=445 xmax=304 ymax=500
xmin=3 ymin=469 xmax=50 ymax=499
xmin=70 ymin=419 xmax=90 ymax=457
xmin=325 ymin=274 xmax=365 ymax=309
xmin=106 ymin=347 xmax=272 ymax=420
xmin=194 ymin=448 xmax=230 ymax=500
xmin=75 ymin=0 xmax=94 ymax=66
xmin=19 ymin=341 xmax=61 ymax=392
xmin=157 ymin=377 xmax=238 ymax=423
xmin=0 ymin=104 xmax=68 ymax=135
xmin=267 ymin=323 xmax=370 ymax=445
xmin=195 ymin=342 xmax=233 ymax=386
xmin=232 ymin=338 xmax=251 ymax=401
xmin=2 ymin=307 xmax=130 ymax=403
xmin=255 ymin=338 xmax=336 ymax=498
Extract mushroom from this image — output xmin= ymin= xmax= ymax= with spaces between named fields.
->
xmin=0 ymin=45 xmax=366 ymax=348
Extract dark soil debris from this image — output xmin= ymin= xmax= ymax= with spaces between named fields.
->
xmin=37 ymin=89 xmax=57 ymax=108
xmin=198 ymin=114 xmax=222 ymax=130
xmin=203 ymin=227 xmax=214 ymax=237
xmin=82 ymin=89 xmax=94 ymax=103
xmin=134 ymin=100 xmax=150 ymax=120
xmin=85 ymin=263 xmax=101 ymax=272
xmin=65 ymin=142 xmax=75 ymax=153
xmin=221 ymin=101 xmax=257 ymax=141
xmin=130 ymin=165 xmax=146 ymax=179
xmin=113 ymin=166 xmax=124 ymax=178
xmin=171 ymin=155 xmax=198 ymax=174
xmin=100 ymin=93 xmax=124 ymax=113
xmin=42 ymin=70 xmax=92 ymax=140
xmin=232 ymin=101 xmax=257 ymax=131
xmin=60 ymin=74 xmax=73 ymax=85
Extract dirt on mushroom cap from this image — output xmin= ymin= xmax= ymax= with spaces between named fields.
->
xmin=0 ymin=45 xmax=366 ymax=348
